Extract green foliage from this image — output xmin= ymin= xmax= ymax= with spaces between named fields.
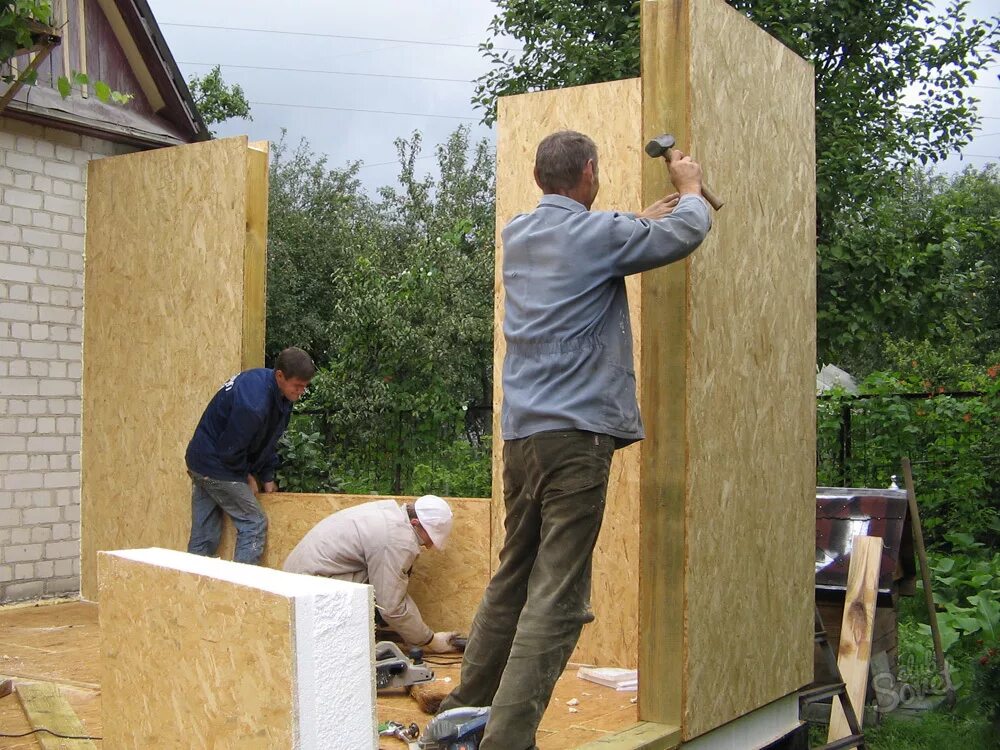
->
xmin=55 ymin=70 xmax=133 ymax=104
xmin=817 ymin=360 xmax=1000 ymax=543
xmin=972 ymin=640 xmax=1000 ymax=729
xmin=274 ymin=421 xmax=343 ymax=494
xmin=187 ymin=65 xmax=252 ymax=131
xmin=863 ymin=709 xmax=995 ymax=750
xmin=411 ymin=436 xmax=492 ymax=499
xmin=821 ymin=165 xmax=1000 ymax=371
xmin=266 ymin=135 xmax=367 ymax=363
xmin=471 ymin=0 xmax=640 ymax=125
xmin=270 ymin=126 xmax=496 ymax=496
xmin=922 ymin=534 xmax=1000 ymax=654
xmin=0 ymin=0 xmax=52 ymax=81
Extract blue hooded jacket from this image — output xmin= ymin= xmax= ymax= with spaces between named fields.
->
xmin=185 ymin=368 xmax=292 ymax=483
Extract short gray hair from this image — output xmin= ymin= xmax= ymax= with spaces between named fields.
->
xmin=535 ymin=131 xmax=598 ymax=192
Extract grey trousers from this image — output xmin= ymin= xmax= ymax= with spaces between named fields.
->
xmin=439 ymin=430 xmax=615 ymax=750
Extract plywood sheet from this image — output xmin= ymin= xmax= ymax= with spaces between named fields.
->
xmin=217 ymin=493 xmax=492 ymax=635
xmin=640 ymin=0 xmax=816 ymax=738
xmin=98 ymin=551 xmax=297 ymax=748
xmin=495 ymin=79 xmax=645 ymax=668
xmin=81 ymin=137 xmax=266 ymax=599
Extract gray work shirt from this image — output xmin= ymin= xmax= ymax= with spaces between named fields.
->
xmin=282 ymin=499 xmax=433 ymax=647
xmin=501 ymin=193 xmax=712 ymax=445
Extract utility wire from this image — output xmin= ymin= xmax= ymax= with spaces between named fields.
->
xmin=160 ymin=22 xmax=520 ymax=52
xmin=178 ymin=60 xmax=473 ymax=84
xmin=248 ymin=101 xmax=479 ymax=120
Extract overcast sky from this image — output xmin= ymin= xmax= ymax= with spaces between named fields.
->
xmin=147 ymin=0 xmax=998 ymax=195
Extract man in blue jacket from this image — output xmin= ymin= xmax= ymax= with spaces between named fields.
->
xmin=185 ymin=346 xmax=316 ymax=564
xmin=438 ymin=131 xmax=713 ymax=749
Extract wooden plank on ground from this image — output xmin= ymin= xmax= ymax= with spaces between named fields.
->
xmin=15 ymin=681 xmax=97 ymax=750
xmin=575 ymin=721 xmax=680 ymax=749
xmin=828 ymin=535 xmax=883 ymax=742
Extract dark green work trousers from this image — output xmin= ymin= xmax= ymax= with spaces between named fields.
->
xmin=439 ymin=429 xmax=616 ymax=750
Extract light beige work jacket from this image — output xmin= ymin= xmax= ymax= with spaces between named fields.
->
xmin=282 ymin=499 xmax=433 ymax=646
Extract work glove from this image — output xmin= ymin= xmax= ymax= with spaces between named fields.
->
xmin=425 ymin=631 xmax=458 ymax=653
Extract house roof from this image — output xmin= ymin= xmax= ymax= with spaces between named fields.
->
xmin=3 ymin=0 xmax=210 ymax=148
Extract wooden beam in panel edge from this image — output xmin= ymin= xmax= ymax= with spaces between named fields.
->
xmin=828 ymin=535 xmax=883 ymax=742
xmin=637 ymin=0 xmax=689 ymax=731
xmin=243 ymin=140 xmax=269 ymax=369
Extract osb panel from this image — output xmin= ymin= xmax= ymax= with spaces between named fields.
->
xmin=98 ymin=553 xmax=295 ymax=749
xmin=218 ymin=493 xmax=492 ymax=634
xmin=243 ymin=143 xmax=268 ymax=370
xmin=494 ymin=80 xmax=644 ymax=668
xmin=81 ymin=137 xmax=264 ymax=599
xmin=666 ymin=0 xmax=816 ymax=738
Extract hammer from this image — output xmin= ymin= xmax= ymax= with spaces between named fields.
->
xmin=644 ymin=134 xmax=724 ymax=211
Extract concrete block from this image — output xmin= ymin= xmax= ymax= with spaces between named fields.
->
xmin=0 ymin=509 xmax=20 ymax=527
xmin=3 ymin=472 xmax=42 ymax=490
xmin=6 ymin=152 xmax=44 ymax=173
xmin=35 ymin=560 xmax=55 ymax=577
xmin=45 ymin=576 xmax=80 ymax=595
xmin=24 ymin=507 xmax=60 ymax=524
xmin=5 ymin=543 xmax=43 ymax=562
xmin=0 ymin=379 xmax=38 ymax=397
xmin=43 ymin=194 xmax=81 ymax=216
xmin=0 ymin=301 xmax=38 ymax=321
xmin=43 ymin=472 xmax=77 ymax=489
xmin=3 ymin=580 xmax=45 ymax=601
xmin=43 ymin=160 xmax=82 ymax=181
xmin=21 ymin=341 xmax=58 ymax=358
xmin=14 ymin=563 xmax=34 ymax=579
xmin=40 ymin=380 xmax=75 ymax=397
xmin=45 ymin=540 xmax=79 ymax=558
xmin=31 ymin=526 xmax=53 ymax=543
xmin=0 ymin=435 xmax=27 ymax=452
xmin=27 ymin=436 xmax=63 ymax=452
xmin=3 ymin=189 xmax=43 ymax=210
xmin=21 ymin=228 xmax=60 ymax=249
xmin=0 ymin=263 xmax=36 ymax=283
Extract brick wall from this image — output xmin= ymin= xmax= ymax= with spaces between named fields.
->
xmin=0 ymin=116 xmax=134 ymax=602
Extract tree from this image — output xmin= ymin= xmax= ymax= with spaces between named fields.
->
xmin=821 ymin=164 xmax=1000 ymax=371
xmin=265 ymin=134 xmax=368 ymax=364
xmin=268 ymin=126 xmax=496 ymax=494
xmin=187 ymin=65 xmax=252 ymax=132
xmin=471 ymin=0 xmax=999 ymax=369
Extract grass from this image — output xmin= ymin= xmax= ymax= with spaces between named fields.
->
xmin=809 ymin=710 xmax=997 ymax=750
xmin=864 ymin=710 xmax=997 ymax=749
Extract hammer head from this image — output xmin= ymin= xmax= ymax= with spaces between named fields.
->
xmin=644 ymin=134 xmax=676 ymax=158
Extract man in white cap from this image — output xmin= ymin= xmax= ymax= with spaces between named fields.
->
xmin=282 ymin=495 xmax=458 ymax=652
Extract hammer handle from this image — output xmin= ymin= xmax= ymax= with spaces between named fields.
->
xmin=700 ymin=183 xmax=724 ymax=211
xmin=662 ymin=154 xmax=724 ymax=211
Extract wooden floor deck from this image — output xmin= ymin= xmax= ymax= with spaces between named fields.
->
xmin=0 ymin=599 xmax=637 ymax=749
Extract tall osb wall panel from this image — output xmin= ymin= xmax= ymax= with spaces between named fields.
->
xmin=218 ymin=493 xmax=492 ymax=635
xmin=494 ymin=79 xmax=644 ymax=668
xmin=640 ymin=0 xmax=816 ymax=738
xmin=99 ymin=548 xmax=376 ymax=749
xmin=81 ymin=137 xmax=267 ymax=599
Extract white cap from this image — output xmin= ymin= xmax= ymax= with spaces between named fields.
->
xmin=414 ymin=495 xmax=453 ymax=550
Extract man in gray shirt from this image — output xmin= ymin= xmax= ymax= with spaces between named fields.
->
xmin=438 ymin=130 xmax=712 ymax=749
